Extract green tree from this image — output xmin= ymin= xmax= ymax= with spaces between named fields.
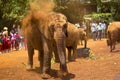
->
xmin=111 ymin=0 xmax=120 ymax=21
xmin=0 ymin=0 xmax=30 ymax=30
xmin=54 ymin=0 xmax=86 ymax=24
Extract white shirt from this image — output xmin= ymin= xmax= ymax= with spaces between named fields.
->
xmin=97 ymin=25 xmax=103 ymax=31
xmin=90 ymin=23 xmax=97 ymax=32
xmin=101 ymin=23 xmax=106 ymax=30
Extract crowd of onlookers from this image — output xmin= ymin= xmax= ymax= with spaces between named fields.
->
xmin=90 ymin=21 xmax=107 ymax=41
xmin=0 ymin=24 xmax=26 ymax=54
xmin=75 ymin=21 xmax=107 ymax=41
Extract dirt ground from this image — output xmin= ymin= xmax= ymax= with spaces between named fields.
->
xmin=1 ymin=39 xmax=120 ymax=80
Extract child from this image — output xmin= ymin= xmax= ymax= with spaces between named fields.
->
xmin=2 ymin=35 xmax=7 ymax=53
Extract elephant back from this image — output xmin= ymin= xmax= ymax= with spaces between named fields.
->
xmin=66 ymin=22 xmax=80 ymax=46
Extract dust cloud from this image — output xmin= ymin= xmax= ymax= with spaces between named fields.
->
xmin=29 ymin=0 xmax=55 ymax=13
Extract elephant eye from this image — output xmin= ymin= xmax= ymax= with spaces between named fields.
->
xmin=63 ymin=23 xmax=67 ymax=29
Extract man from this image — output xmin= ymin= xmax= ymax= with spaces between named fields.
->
xmin=90 ymin=21 xmax=97 ymax=41
xmin=101 ymin=21 xmax=106 ymax=38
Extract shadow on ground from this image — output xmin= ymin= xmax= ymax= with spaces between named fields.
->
xmin=30 ymin=67 xmax=75 ymax=80
xmin=77 ymin=48 xmax=90 ymax=58
xmin=111 ymin=50 xmax=120 ymax=53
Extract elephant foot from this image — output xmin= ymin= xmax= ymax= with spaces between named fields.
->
xmin=58 ymin=70 xmax=68 ymax=78
xmin=41 ymin=73 xmax=51 ymax=79
xmin=26 ymin=65 xmax=33 ymax=71
xmin=110 ymin=48 xmax=115 ymax=52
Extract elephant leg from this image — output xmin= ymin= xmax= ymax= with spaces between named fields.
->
xmin=26 ymin=44 xmax=34 ymax=70
xmin=53 ymin=44 xmax=60 ymax=62
xmin=41 ymin=38 xmax=51 ymax=79
xmin=110 ymin=41 xmax=115 ymax=52
xmin=72 ymin=46 xmax=77 ymax=61
xmin=112 ymin=43 xmax=116 ymax=50
xmin=38 ymin=50 xmax=44 ymax=72
xmin=67 ymin=47 xmax=72 ymax=61
xmin=110 ymin=45 xmax=112 ymax=52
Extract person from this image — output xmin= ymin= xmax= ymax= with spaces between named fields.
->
xmin=2 ymin=34 xmax=8 ymax=53
xmin=10 ymin=23 xmax=18 ymax=50
xmin=16 ymin=25 xmax=24 ymax=50
xmin=90 ymin=21 xmax=98 ymax=41
xmin=101 ymin=21 xmax=107 ymax=38
xmin=2 ymin=27 xmax=8 ymax=37
xmin=14 ymin=32 xmax=20 ymax=50
xmin=17 ymin=25 xmax=21 ymax=33
xmin=10 ymin=29 xmax=16 ymax=50
xmin=97 ymin=23 xmax=103 ymax=40
xmin=12 ymin=24 xmax=17 ymax=32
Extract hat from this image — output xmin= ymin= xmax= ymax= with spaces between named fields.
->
xmin=3 ymin=27 xmax=8 ymax=30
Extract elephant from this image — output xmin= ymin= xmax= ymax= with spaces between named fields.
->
xmin=21 ymin=10 xmax=68 ymax=79
xmin=78 ymin=28 xmax=87 ymax=48
xmin=107 ymin=22 xmax=120 ymax=52
xmin=54 ymin=22 xmax=87 ymax=62
xmin=65 ymin=22 xmax=80 ymax=61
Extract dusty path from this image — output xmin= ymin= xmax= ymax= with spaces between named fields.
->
xmin=0 ymin=39 xmax=120 ymax=80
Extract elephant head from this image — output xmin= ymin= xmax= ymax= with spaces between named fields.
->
xmin=78 ymin=28 xmax=87 ymax=48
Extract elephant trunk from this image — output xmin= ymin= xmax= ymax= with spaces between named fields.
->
xmin=54 ymin=32 xmax=68 ymax=73
xmin=57 ymin=43 xmax=68 ymax=72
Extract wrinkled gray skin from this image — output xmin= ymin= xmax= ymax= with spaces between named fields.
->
xmin=54 ymin=23 xmax=87 ymax=62
xmin=22 ymin=11 xmax=68 ymax=79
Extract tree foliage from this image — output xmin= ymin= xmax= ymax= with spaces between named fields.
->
xmin=54 ymin=0 xmax=120 ymax=24
xmin=0 ymin=0 xmax=30 ymax=30
xmin=84 ymin=13 xmax=112 ymax=23
xmin=110 ymin=0 xmax=120 ymax=21
xmin=54 ymin=0 xmax=86 ymax=24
